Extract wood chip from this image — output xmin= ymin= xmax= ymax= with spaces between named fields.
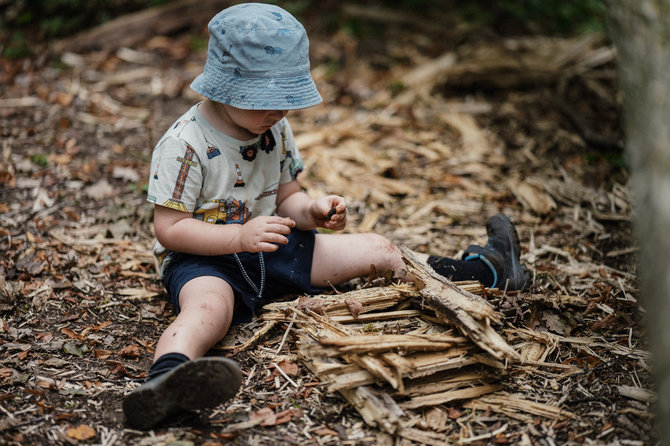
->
xmin=464 ymin=392 xmax=576 ymax=420
xmin=400 ymin=383 xmax=502 ymax=410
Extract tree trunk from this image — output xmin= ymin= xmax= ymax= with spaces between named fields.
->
xmin=607 ymin=0 xmax=670 ymax=440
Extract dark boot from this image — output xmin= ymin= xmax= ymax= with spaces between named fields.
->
xmin=123 ymin=357 xmax=242 ymax=430
xmin=462 ymin=213 xmax=529 ymax=291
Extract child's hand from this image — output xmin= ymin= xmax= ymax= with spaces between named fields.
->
xmin=239 ymin=216 xmax=296 ymax=252
xmin=311 ymin=195 xmax=347 ymax=230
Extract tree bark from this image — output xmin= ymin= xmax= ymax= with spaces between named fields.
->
xmin=607 ymin=0 xmax=670 ymax=440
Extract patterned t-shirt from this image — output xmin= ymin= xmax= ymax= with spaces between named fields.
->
xmin=147 ymin=103 xmax=305 ymax=271
xmin=147 ymin=103 xmax=304 ymax=223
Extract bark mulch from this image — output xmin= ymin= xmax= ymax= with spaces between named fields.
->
xmin=0 ymin=3 xmax=652 ymax=445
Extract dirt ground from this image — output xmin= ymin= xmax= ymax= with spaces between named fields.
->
xmin=0 ymin=2 xmax=655 ymax=445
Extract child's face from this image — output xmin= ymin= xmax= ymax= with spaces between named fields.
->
xmin=223 ymin=105 xmax=289 ymax=135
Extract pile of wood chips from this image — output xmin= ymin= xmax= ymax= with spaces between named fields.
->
xmin=220 ymin=249 xmax=586 ymax=445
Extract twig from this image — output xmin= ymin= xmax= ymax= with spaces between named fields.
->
xmin=245 ymin=364 xmax=257 ymax=386
xmin=0 ymin=404 xmax=15 ymax=419
xmin=275 ymin=313 xmax=297 ymax=355
xmin=219 ymin=320 xmax=277 ymax=352
xmin=459 ymin=423 xmax=508 ymax=444
xmin=0 ymin=97 xmax=43 ymax=108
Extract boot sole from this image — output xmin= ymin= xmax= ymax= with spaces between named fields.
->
xmin=487 ymin=214 xmax=529 ymax=290
xmin=123 ymin=357 xmax=242 ymax=430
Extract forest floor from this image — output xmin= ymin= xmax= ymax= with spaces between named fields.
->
xmin=0 ymin=2 xmax=655 ymax=445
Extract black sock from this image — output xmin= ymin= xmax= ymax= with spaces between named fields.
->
xmin=427 ymin=255 xmax=495 ymax=287
xmin=148 ymin=352 xmax=190 ymax=381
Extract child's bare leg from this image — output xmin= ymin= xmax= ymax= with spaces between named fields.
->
xmin=310 ymin=215 xmax=530 ymax=291
xmin=123 ymin=276 xmax=239 ymax=430
xmin=311 ymin=214 xmax=528 ymax=291
xmin=310 ymin=233 xmax=426 ymax=286
xmin=154 ymin=276 xmax=235 ymax=361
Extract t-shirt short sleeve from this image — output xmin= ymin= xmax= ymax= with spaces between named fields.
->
xmin=278 ymin=120 xmax=305 ymax=184
xmin=147 ymin=136 xmax=204 ymax=213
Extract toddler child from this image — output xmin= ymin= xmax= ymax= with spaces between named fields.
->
xmin=122 ymin=3 xmax=528 ymax=430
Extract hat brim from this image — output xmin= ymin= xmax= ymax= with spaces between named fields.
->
xmin=190 ymin=63 xmax=322 ymax=111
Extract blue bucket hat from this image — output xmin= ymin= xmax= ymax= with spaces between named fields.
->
xmin=190 ymin=3 xmax=322 ymax=110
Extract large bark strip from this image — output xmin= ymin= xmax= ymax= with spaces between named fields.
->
xmin=607 ymin=0 xmax=670 ymax=440
xmin=400 ymin=246 xmax=520 ymax=362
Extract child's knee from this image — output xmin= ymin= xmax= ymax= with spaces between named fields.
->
xmin=361 ymin=233 xmax=402 ymax=267
xmin=368 ymin=233 xmax=397 ymax=253
xmin=196 ymin=296 xmax=231 ymax=317
xmin=179 ymin=280 xmax=235 ymax=318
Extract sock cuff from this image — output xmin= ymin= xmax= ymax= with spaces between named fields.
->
xmin=148 ymin=352 xmax=190 ymax=380
xmin=464 ymin=254 xmax=498 ymax=288
xmin=155 ymin=352 xmax=190 ymax=362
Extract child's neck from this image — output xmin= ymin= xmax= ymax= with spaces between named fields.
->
xmin=199 ymin=100 xmax=257 ymax=141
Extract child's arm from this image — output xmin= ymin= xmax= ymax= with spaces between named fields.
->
xmin=154 ymin=205 xmax=296 ymax=255
xmin=276 ymin=180 xmax=347 ymax=231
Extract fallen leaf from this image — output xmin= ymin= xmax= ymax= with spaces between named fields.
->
xmin=112 ymin=166 xmax=140 ymax=182
xmin=66 ymin=424 xmax=96 ymax=441
xmin=297 ymin=297 xmax=326 ymax=315
xmin=63 ymin=341 xmax=89 ymax=357
xmin=209 ymin=433 xmax=237 ymax=440
xmin=9 ymin=433 xmax=24 ymax=442
xmin=61 ymin=327 xmax=87 ymax=341
xmin=44 ymin=357 xmax=69 ymax=368
xmin=35 ymin=332 xmax=53 ymax=342
xmin=494 ymin=433 xmax=511 ymax=444
xmin=0 ymin=368 xmax=12 ymax=381
xmin=250 ymin=407 xmax=276 ymax=426
xmin=541 ymin=311 xmax=571 ymax=335
xmin=422 ymin=406 xmax=450 ymax=432
xmin=118 ymin=344 xmax=142 ymax=358
xmin=89 ymin=321 xmax=113 ymax=331
xmin=313 ymin=427 xmax=339 ymax=437
xmin=55 ymin=93 xmax=74 ymax=107
xmin=591 ymin=314 xmax=618 ymax=331
xmin=344 ymin=298 xmax=363 ymax=319
xmin=14 ymin=251 xmax=46 ymax=275
xmin=274 ymin=359 xmax=299 ymax=376
xmin=84 ymin=179 xmax=115 ymax=200
xmin=447 ymin=406 xmax=463 ymax=419
xmin=107 ymin=361 xmax=130 ymax=377
xmin=49 ymin=153 xmax=73 ymax=166
xmin=94 ymin=349 xmax=113 ymax=359
xmin=36 ymin=379 xmax=55 ymax=390
xmin=275 ymin=408 xmax=302 ymax=425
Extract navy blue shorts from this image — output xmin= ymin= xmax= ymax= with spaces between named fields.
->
xmin=162 ymin=229 xmax=323 ymax=324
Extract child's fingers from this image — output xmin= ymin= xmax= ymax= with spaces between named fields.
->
xmin=268 ymin=231 xmax=290 ymax=245
xmin=273 ymin=216 xmax=296 ymax=227
xmin=323 ymin=211 xmax=346 ymax=230
xmin=261 ymin=215 xmax=295 ymax=229
xmin=325 ymin=196 xmax=346 ymax=219
xmin=249 ymin=232 xmax=288 ymax=252
xmin=327 ymin=206 xmax=337 ymax=220
xmin=267 ymin=222 xmax=293 ymax=235
xmin=257 ymin=242 xmax=281 ymax=252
